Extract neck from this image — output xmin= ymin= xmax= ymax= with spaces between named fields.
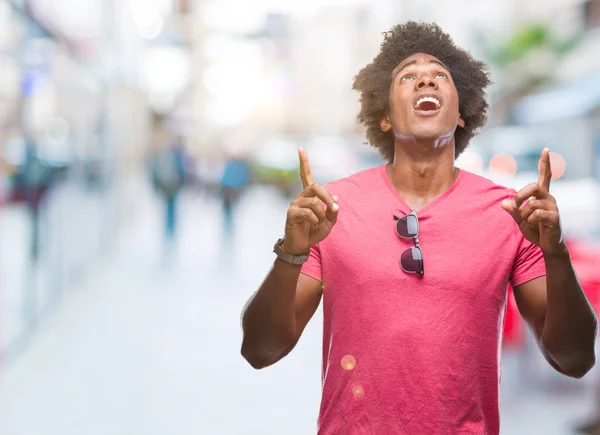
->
xmin=386 ymin=138 xmax=458 ymax=203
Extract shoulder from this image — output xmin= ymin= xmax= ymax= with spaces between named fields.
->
xmin=457 ymin=171 xmax=525 ymax=237
xmin=459 ymin=170 xmax=518 ymax=203
xmin=323 ymin=165 xmax=385 ymax=196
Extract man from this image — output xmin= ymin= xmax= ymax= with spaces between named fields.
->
xmin=240 ymin=22 xmax=598 ymax=434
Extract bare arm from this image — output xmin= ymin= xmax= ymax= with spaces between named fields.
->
xmin=241 ymin=147 xmax=338 ymax=369
xmin=241 ymin=264 xmax=322 ymax=369
xmin=514 ymin=254 xmax=598 ymax=379
xmin=503 ymin=148 xmax=598 ymax=378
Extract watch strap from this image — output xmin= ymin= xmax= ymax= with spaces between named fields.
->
xmin=273 ymin=237 xmax=309 ymax=265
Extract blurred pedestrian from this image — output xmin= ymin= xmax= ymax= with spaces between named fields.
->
xmin=13 ymin=139 xmax=53 ymax=263
xmin=11 ymin=138 xmax=54 ymax=326
xmin=219 ymin=155 xmax=251 ymax=236
xmin=150 ymin=135 xmax=187 ymax=246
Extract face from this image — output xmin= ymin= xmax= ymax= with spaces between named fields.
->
xmin=380 ymin=53 xmax=465 ymax=148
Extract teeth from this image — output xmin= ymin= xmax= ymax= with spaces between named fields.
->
xmin=415 ymin=97 xmax=441 ymax=109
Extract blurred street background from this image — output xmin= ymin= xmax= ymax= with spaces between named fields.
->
xmin=0 ymin=0 xmax=599 ymax=434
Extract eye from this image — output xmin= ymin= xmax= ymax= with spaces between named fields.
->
xmin=435 ymin=72 xmax=448 ymax=79
xmin=401 ymin=74 xmax=415 ymax=81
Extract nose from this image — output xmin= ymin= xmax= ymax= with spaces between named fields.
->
xmin=416 ymin=75 xmax=438 ymax=90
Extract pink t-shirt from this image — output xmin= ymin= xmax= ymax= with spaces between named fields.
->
xmin=301 ymin=164 xmax=546 ymax=435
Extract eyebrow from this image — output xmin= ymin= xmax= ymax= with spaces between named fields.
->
xmin=393 ymin=60 xmax=449 ymax=77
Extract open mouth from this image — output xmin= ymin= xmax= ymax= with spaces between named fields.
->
xmin=414 ymin=97 xmax=441 ymax=112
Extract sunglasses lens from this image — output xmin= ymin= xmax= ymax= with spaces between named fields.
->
xmin=396 ymin=214 xmax=419 ymax=238
xmin=400 ymin=247 xmax=424 ymax=275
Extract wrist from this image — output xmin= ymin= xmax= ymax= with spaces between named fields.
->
xmin=273 ymin=237 xmax=310 ymax=265
xmin=542 ymin=241 xmax=570 ymax=260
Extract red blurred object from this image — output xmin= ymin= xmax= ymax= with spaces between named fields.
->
xmin=503 ymin=286 xmax=524 ymax=349
xmin=503 ymin=239 xmax=600 ymax=349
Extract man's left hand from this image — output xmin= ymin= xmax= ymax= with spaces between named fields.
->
xmin=501 ymin=148 xmax=567 ymax=255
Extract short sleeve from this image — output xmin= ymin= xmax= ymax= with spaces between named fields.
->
xmin=510 ymin=235 xmax=546 ymax=287
xmin=301 ymin=243 xmax=322 ymax=282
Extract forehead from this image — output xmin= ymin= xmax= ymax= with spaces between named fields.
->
xmin=393 ymin=53 xmax=446 ymax=72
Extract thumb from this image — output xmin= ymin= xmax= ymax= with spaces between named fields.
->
xmin=326 ymin=195 xmax=339 ymax=224
xmin=501 ymin=199 xmax=521 ymax=224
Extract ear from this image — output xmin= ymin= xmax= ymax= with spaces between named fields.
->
xmin=457 ymin=115 xmax=465 ymax=128
xmin=380 ymin=115 xmax=392 ymax=133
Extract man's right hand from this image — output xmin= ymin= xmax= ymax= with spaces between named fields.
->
xmin=282 ymin=147 xmax=339 ymax=256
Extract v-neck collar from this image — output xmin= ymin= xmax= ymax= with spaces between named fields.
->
xmin=378 ymin=163 xmax=465 ymax=217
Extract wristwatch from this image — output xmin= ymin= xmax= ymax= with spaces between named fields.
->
xmin=273 ymin=237 xmax=310 ymax=265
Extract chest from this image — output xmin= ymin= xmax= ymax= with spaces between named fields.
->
xmin=320 ymin=206 xmax=515 ymax=315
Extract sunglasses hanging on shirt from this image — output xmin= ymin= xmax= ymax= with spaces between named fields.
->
xmin=394 ymin=210 xmax=424 ymax=276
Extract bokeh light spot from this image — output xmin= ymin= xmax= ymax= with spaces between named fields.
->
xmin=351 ymin=383 xmax=365 ymax=400
xmin=341 ymin=355 xmax=356 ymax=371
xmin=489 ymin=153 xmax=517 ymax=176
xmin=548 ymin=152 xmax=566 ymax=180
xmin=455 ymin=149 xmax=484 ymax=174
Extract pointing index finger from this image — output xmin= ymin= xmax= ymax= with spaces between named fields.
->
xmin=537 ymin=147 xmax=552 ymax=191
xmin=298 ymin=147 xmax=314 ymax=188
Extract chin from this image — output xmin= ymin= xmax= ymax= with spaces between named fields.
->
xmin=410 ymin=132 xmax=448 ymax=145
xmin=412 ymin=127 xmax=455 ymax=148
